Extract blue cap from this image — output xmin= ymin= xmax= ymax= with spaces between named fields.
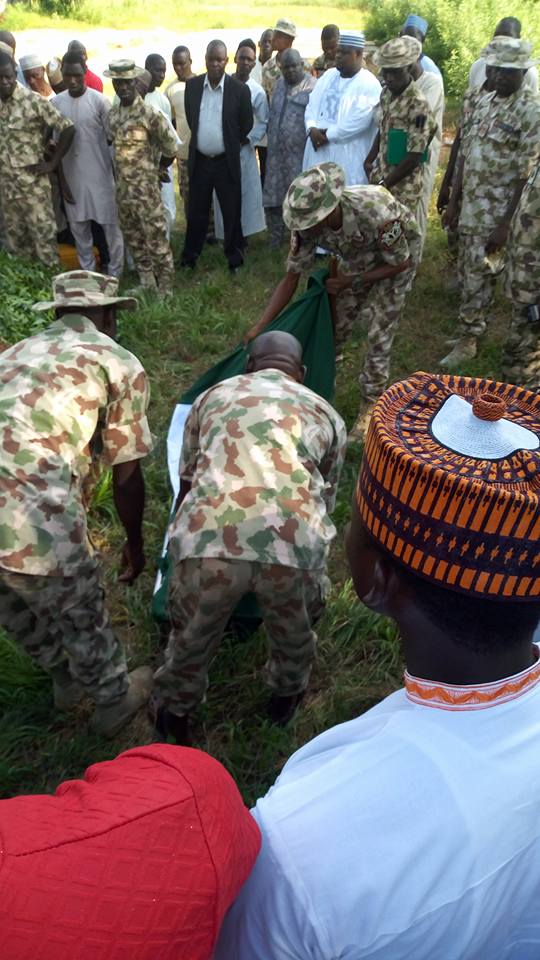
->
xmin=338 ymin=31 xmax=365 ymax=49
xmin=404 ymin=13 xmax=428 ymax=36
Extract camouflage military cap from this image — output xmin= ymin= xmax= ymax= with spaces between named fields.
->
xmin=274 ymin=18 xmax=297 ymax=38
xmin=282 ymin=162 xmax=346 ymax=230
xmin=103 ymin=59 xmax=144 ymax=79
xmin=375 ymin=36 xmax=422 ymax=69
xmin=484 ymin=38 xmax=539 ymax=70
xmin=32 ymin=270 xmax=138 ymax=312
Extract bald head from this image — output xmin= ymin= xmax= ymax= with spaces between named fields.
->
xmin=247 ymin=332 xmax=304 ymax=380
xmin=135 ymin=68 xmax=152 ymax=97
xmin=68 ymin=39 xmax=87 ymax=59
xmin=0 ymin=31 xmax=15 ymax=52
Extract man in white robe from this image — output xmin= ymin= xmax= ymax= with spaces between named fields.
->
xmin=53 ymin=52 xmax=124 ymax=277
xmin=144 ymin=53 xmax=177 ymax=235
xmin=215 ymin=41 xmax=267 ymax=242
xmin=303 ymin=31 xmax=381 ymax=186
xmin=411 ymin=51 xmax=444 ymax=247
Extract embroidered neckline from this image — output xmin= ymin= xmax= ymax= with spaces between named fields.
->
xmin=405 ymin=646 xmax=540 ymax=711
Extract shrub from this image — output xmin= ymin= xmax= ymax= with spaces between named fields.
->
xmin=363 ymin=0 xmax=540 ymax=96
xmin=0 ymin=251 xmax=53 ymax=346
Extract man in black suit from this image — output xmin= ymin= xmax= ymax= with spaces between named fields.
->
xmin=181 ymin=40 xmax=253 ymax=273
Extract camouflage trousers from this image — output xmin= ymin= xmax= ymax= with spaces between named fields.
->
xmin=0 ymin=173 xmax=59 ymax=269
xmin=0 ymin=559 xmax=128 ymax=705
xmin=177 ymin=157 xmax=189 ymax=222
xmin=456 ymin=232 xmax=498 ymax=337
xmin=500 ymin=303 xmax=540 ymax=392
xmin=117 ymin=181 xmax=174 ymax=292
xmin=335 ymin=256 xmax=418 ymax=402
xmin=154 ymin=557 xmax=327 ymax=718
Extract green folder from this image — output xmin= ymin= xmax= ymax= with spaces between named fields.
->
xmin=387 ymin=127 xmax=429 ymax=165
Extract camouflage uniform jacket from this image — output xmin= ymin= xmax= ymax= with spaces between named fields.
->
xmin=372 ymin=80 xmax=437 ymax=212
xmin=287 ymin=185 xmax=420 ymax=285
xmin=0 ymin=314 xmax=153 ymax=576
xmin=0 ymin=83 xmax=73 ymax=192
xmin=170 ymin=369 xmax=347 ymax=570
xmin=504 ymin=160 xmax=540 ymax=303
xmin=107 ymin=94 xmax=178 ymax=189
xmin=312 ymin=52 xmax=336 ymax=77
xmin=459 ymin=87 xmax=540 ymax=235
xmin=457 ymin=85 xmax=490 ymax=160
xmin=262 ymin=56 xmax=283 ymax=101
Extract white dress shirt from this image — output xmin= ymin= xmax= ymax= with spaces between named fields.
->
xmin=196 ymin=73 xmax=225 ymax=156
xmin=216 ymin=648 xmax=540 ymax=959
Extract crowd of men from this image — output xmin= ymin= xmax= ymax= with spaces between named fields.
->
xmin=2 ymin=10 xmax=540 ymax=960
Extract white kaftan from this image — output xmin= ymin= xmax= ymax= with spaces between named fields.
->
xmin=146 ymin=88 xmax=178 ymax=235
xmin=303 ymin=67 xmax=381 ymax=185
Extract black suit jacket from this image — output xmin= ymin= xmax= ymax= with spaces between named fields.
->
xmin=184 ymin=73 xmax=254 ymax=183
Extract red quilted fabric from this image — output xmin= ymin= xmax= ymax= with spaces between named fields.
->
xmin=0 ymin=745 xmax=261 ymax=959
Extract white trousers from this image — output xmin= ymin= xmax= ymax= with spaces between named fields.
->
xmin=69 ymin=220 xmax=125 ymax=278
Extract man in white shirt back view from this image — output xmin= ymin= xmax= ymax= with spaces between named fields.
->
xmin=216 ymin=371 xmax=540 ymax=960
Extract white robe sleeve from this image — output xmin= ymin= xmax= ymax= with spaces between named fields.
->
xmin=325 ymin=75 xmax=382 ymax=144
xmin=304 ymin=71 xmax=327 ymax=131
xmin=249 ymin=85 xmax=269 ymax=146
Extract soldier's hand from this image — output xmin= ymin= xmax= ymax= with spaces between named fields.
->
xmin=29 ymin=161 xmax=55 ymax=176
xmin=485 ymin=224 xmax=509 ymax=255
xmin=118 ymin=541 xmax=145 ymax=584
xmin=364 ymin=159 xmax=374 ymax=179
xmin=159 ymin=169 xmax=171 ymax=183
xmin=442 ymin=202 xmax=458 ymax=230
xmin=326 ymin=274 xmax=353 ymax=296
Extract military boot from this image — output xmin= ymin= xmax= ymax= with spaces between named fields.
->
xmin=440 ymin=335 xmax=477 ymax=369
xmin=89 ymin=666 xmax=153 ymax=738
xmin=50 ymin=664 xmax=85 ymax=711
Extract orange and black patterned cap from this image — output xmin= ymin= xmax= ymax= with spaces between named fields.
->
xmin=356 ymin=372 xmax=540 ymax=600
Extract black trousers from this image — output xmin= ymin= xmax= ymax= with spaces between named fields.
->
xmin=182 ymin=152 xmax=244 ymax=268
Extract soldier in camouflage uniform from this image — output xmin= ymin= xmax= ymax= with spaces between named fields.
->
xmin=437 ymin=64 xmax=495 ymax=282
xmin=248 ymin=162 xmax=421 ymax=441
xmin=311 ymin=24 xmax=339 ymax=77
xmin=105 ymin=60 xmax=178 ymax=294
xmin=0 ymin=50 xmax=75 ymax=267
xmin=365 ymin=37 xmax=437 ymax=236
xmin=0 ymin=270 xmax=154 ymax=736
xmin=440 ymin=38 xmax=540 ymax=368
xmin=501 ymin=160 xmax=540 ymax=389
xmin=262 ymin=18 xmax=297 ymax=101
xmin=153 ymin=331 xmax=346 ymax=744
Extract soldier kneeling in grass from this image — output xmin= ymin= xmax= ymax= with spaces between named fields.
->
xmin=0 ymin=270 xmax=154 ymax=736
xmin=152 ymin=331 xmax=346 ymax=745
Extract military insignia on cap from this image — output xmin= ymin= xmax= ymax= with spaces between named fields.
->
xmin=379 ymin=220 xmax=403 ymax=249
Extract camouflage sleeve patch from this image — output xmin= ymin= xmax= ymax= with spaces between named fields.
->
xmin=378 ymin=219 xmax=404 ymax=249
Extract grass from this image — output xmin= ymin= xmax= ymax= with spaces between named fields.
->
xmin=0 ymin=117 xmax=511 ymax=802
xmin=4 ymin=0 xmax=366 ymax=32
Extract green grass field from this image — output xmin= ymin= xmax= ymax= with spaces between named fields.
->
xmin=0 ymin=113 xmax=511 ymax=802
xmin=4 ymin=0 xmax=366 ymax=32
